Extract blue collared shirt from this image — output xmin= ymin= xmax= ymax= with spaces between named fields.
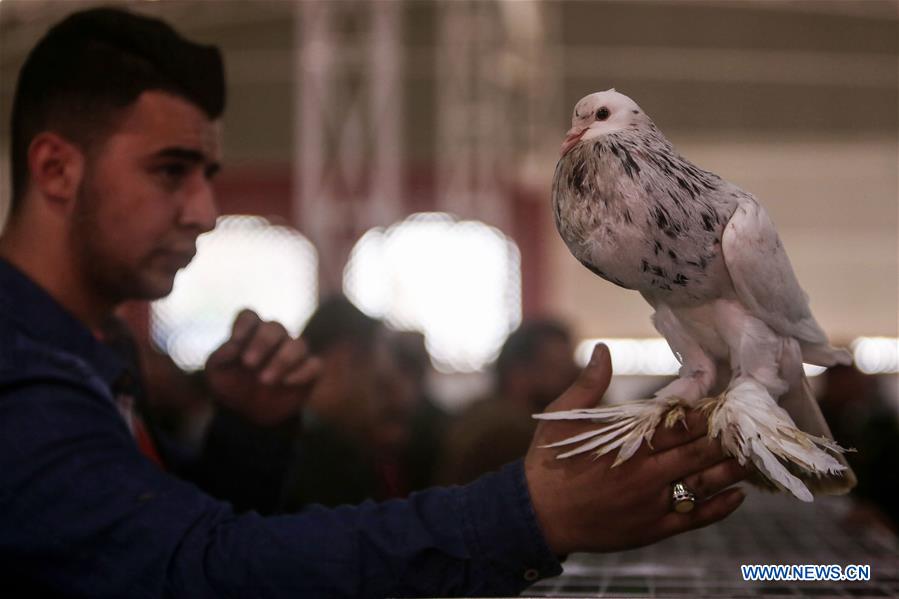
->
xmin=0 ymin=259 xmax=561 ymax=597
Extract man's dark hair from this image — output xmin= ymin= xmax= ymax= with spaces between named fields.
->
xmin=9 ymin=7 xmax=225 ymax=211
xmin=494 ymin=318 xmax=572 ymax=383
xmin=389 ymin=331 xmax=431 ymax=383
xmin=301 ymin=296 xmax=382 ymax=355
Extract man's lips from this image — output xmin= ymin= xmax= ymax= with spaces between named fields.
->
xmin=560 ymin=126 xmax=587 ymax=156
xmin=157 ymin=247 xmax=196 ymax=269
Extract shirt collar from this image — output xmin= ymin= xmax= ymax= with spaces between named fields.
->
xmin=0 ymin=258 xmax=128 ymax=387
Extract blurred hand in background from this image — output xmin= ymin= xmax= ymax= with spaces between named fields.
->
xmin=205 ymin=309 xmax=321 ymax=426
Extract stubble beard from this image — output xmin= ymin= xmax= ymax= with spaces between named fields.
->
xmin=70 ymin=174 xmax=175 ymax=306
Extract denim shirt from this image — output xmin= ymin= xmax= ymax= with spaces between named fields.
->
xmin=0 ymin=259 xmax=561 ymax=598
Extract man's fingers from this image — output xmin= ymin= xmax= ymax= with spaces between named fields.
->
xmin=258 ymin=340 xmax=311 ymax=385
xmin=647 ymin=410 xmax=709 ymax=454
xmin=649 ymin=434 xmax=730 ymax=483
xmin=670 ymin=458 xmax=748 ymax=503
xmin=283 ymin=356 xmax=322 ymax=386
xmin=242 ymin=321 xmax=288 ymax=369
xmin=231 ymin=309 xmax=260 ymax=344
xmin=205 ymin=310 xmax=260 ymax=367
xmin=657 ymin=487 xmax=745 ymax=538
xmin=543 ymin=344 xmax=612 ymax=413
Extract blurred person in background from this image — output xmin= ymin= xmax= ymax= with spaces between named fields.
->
xmin=279 ymin=295 xmax=418 ymax=509
xmin=0 ymin=7 xmax=749 ymax=597
xmin=389 ymin=330 xmax=451 ymax=491
xmin=439 ymin=318 xmax=580 ymax=484
xmin=818 ymin=364 xmax=899 ymax=531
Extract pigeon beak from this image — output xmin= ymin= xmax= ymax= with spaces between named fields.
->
xmin=560 ymin=126 xmax=587 ymax=157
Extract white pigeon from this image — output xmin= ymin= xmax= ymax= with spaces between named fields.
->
xmin=536 ymin=89 xmax=856 ymax=501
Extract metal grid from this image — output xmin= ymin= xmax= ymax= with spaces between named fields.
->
xmin=525 ymin=490 xmax=899 ymax=598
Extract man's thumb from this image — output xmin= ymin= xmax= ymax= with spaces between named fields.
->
xmin=544 ymin=343 xmax=612 ymax=412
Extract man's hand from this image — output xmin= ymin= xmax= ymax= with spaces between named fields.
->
xmin=205 ymin=309 xmax=321 ymax=426
xmin=525 ymin=344 xmax=748 ymax=556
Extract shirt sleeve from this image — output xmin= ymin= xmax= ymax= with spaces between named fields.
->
xmin=0 ymin=381 xmax=562 ymax=598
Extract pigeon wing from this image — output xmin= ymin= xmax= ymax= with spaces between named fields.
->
xmin=720 ymin=197 xmax=829 ymax=346
xmin=721 ymin=198 xmax=856 ymax=494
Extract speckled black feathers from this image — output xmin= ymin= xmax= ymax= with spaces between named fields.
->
xmin=552 ymin=122 xmax=742 ymax=304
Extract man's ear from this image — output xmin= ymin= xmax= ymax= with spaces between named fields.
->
xmin=27 ymin=132 xmax=85 ymax=211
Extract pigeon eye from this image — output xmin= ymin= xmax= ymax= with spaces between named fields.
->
xmin=596 ymin=107 xmax=610 ymax=121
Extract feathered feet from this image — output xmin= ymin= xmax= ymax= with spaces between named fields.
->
xmin=534 ymin=396 xmax=690 ymax=464
xmin=700 ymin=378 xmax=851 ymax=502
xmin=533 ymin=380 xmax=852 ymax=501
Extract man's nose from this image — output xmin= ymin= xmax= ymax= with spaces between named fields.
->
xmin=180 ymin=177 xmax=219 ymax=233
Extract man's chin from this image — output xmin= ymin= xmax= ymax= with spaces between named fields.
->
xmin=135 ymin=273 xmax=178 ymax=301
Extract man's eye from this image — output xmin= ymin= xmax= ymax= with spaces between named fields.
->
xmin=157 ymin=163 xmax=188 ymax=181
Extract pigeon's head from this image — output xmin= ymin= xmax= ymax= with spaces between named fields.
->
xmin=560 ymin=89 xmax=647 ymax=156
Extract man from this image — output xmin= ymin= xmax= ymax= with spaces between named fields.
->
xmin=440 ymin=318 xmax=580 ymax=484
xmin=280 ymin=295 xmax=416 ymax=509
xmin=0 ymin=8 xmax=748 ymax=597
xmin=388 ymin=329 xmax=450 ymax=491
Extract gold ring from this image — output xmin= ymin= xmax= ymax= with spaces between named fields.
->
xmin=672 ymin=481 xmax=696 ymax=513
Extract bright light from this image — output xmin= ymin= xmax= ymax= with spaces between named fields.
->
xmin=576 ymin=338 xmax=846 ymax=377
xmin=152 ymin=215 xmax=318 ymax=370
xmin=851 ymin=337 xmax=899 ymax=374
xmin=576 ymin=338 xmax=681 ymax=376
xmin=344 ymin=212 xmax=521 ymax=372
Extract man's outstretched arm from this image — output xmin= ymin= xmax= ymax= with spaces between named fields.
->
xmin=0 ymin=344 xmax=744 ymax=598
xmin=0 ymin=379 xmax=558 ymax=598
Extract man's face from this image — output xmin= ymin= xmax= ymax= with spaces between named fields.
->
xmin=71 ymin=90 xmax=221 ymax=302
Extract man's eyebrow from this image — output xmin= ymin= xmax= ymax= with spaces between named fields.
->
xmin=153 ymin=147 xmax=207 ymax=163
xmin=153 ymin=147 xmax=221 ymax=177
